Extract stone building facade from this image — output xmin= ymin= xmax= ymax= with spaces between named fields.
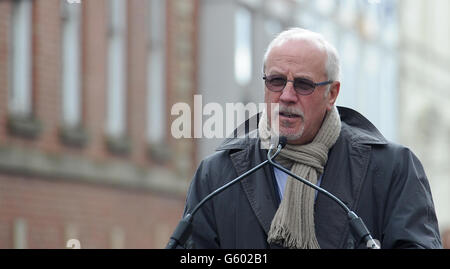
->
xmin=397 ymin=0 xmax=450 ymax=238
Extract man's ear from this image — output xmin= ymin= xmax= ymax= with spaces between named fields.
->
xmin=326 ymin=81 xmax=340 ymax=111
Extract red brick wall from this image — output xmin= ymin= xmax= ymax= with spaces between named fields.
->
xmin=127 ymin=0 xmax=149 ymax=167
xmin=0 ymin=0 xmax=63 ymax=152
xmin=0 ymin=0 xmax=169 ymax=163
xmin=0 ymin=0 xmax=196 ymax=248
xmin=82 ymin=0 xmax=109 ymax=160
xmin=32 ymin=0 xmax=61 ymax=154
xmin=0 ymin=174 xmax=184 ymax=249
xmin=0 ymin=1 xmax=11 ymax=142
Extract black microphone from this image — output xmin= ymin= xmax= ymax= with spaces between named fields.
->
xmin=267 ymin=137 xmax=380 ymax=249
xmin=165 ymin=140 xmax=287 ymax=249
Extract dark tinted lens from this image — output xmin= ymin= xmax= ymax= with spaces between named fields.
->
xmin=266 ymin=76 xmax=286 ymax=91
xmin=294 ymin=78 xmax=315 ymax=93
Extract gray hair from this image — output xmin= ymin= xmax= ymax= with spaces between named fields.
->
xmin=263 ymin=28 xmax=340 ymax=82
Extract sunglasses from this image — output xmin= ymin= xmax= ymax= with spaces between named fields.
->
xmin=263 ymin=74 xmax=333 ymax=95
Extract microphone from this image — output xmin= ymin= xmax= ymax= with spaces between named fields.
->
xmin=165 ymin=140 xmax=287 ymax=249
xmin=267 ymin=137 xmax=380 ymax=249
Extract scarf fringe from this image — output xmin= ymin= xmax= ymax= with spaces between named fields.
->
xmin=269 ymin=225 xmax=320 ymax=249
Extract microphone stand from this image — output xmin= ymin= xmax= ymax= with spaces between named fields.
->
xmin=165 ymin=144 xmax=285 ymax=249
xmin=267 ymin=145 xmax=380 ymax=249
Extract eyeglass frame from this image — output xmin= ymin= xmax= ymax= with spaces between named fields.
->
xmin=263 ymin=74 xmax=334 ymax=96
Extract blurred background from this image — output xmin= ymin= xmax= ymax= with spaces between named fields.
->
xmin=0 ymin=0 xmax=449 ymax=248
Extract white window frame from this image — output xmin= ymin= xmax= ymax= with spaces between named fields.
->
xmin=9 ymin=0 xmax=33 ymax=117
xmin=234 ymin=6 xmax=252 ymax=87
xmin=106 ymin=0 xmax=127 ymax=138
xmin=147 ymin=0 xmax=167 ymax=144
xmin=337 ymin=31 xmax=360 ymax=109
xmin=61 ymin=0 xmax=82 ymax=127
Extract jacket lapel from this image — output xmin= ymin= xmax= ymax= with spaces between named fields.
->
xmin=228 ymin=141 xmax=280 ymax=236
xmin=314 ymin=123 xmax=374 ymax=248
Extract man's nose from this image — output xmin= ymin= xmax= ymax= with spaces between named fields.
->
xmin=279 ymin=81 xmax=298 ymax=104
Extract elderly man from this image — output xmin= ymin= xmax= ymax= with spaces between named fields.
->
xmin=182 ymin=28 xmax=442 ymax=249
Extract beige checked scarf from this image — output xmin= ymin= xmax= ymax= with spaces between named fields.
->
xmin=258 ymin=106 xmax=341 ymax=249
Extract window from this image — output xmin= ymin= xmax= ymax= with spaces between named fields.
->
xmin=59 ymin=0 xmax=87 ymax=146
xmin=337 ymin=32 xmax=360 ymax=109
xmin=8 ymin=0 xmax=41 ymax=138
xmin=147 ymin=0 xmax=166 ymax=144
xmin=61 ymin=0 xmax=82 ymax=128
xmin=9 ymin=0 xmax=33 ymax=117
xmin=13 ymin=218 xmax=27 ymax=249
xmin=378 ymin=50 xmax=397 ymax=141
xmin=234 ymin=6 xmax=252 ymax=86
xmin=106 ymin=0 xmax=127 ymax=138
xmin=361 ymin=43 xmax=381 ymax=125
xmin=295 ymin=0 xmax=399 ymax=142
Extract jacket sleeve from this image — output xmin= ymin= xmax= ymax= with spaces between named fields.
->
xmin=381 ymin=147 xmax=442 ymax=249
xmin=182 ymin=158 xmax=221 ymax=249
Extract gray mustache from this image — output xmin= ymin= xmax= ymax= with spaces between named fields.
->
xmin=278 ymin=106 xmax=304 ymax=118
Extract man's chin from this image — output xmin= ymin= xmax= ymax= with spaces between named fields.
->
xmin=279 ymin=128 xmax=304 ymax=142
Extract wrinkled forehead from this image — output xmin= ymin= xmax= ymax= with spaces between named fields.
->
xmin=271 ymin=32 xmax=327 ymax=51
xmin=265 ymin=38 xmax=328 ymax=75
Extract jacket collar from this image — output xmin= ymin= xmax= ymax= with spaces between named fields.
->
xmin=216 ymin=106 xmax=387 ymax=151
xmin=337 ymin=106 xmax=387 ymax=145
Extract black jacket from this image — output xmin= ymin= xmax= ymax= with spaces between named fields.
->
xmin=183 ymin=106 xmax=442 ymax=249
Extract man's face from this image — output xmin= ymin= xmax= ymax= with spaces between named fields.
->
xmin=264 ymin=39 xmax=340 ymax=145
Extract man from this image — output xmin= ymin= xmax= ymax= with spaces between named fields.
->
xmin=182 ymin=28 xmax=442 ymax=249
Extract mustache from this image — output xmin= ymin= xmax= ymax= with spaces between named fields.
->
xmin=277 ymin=106 xmax=304 ymax=118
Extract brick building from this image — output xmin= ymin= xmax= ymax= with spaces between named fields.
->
xmin=1 ymin=0 xmax=448 ymax=249
xmin=0 ymin=0 xmax=198 ymax=248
